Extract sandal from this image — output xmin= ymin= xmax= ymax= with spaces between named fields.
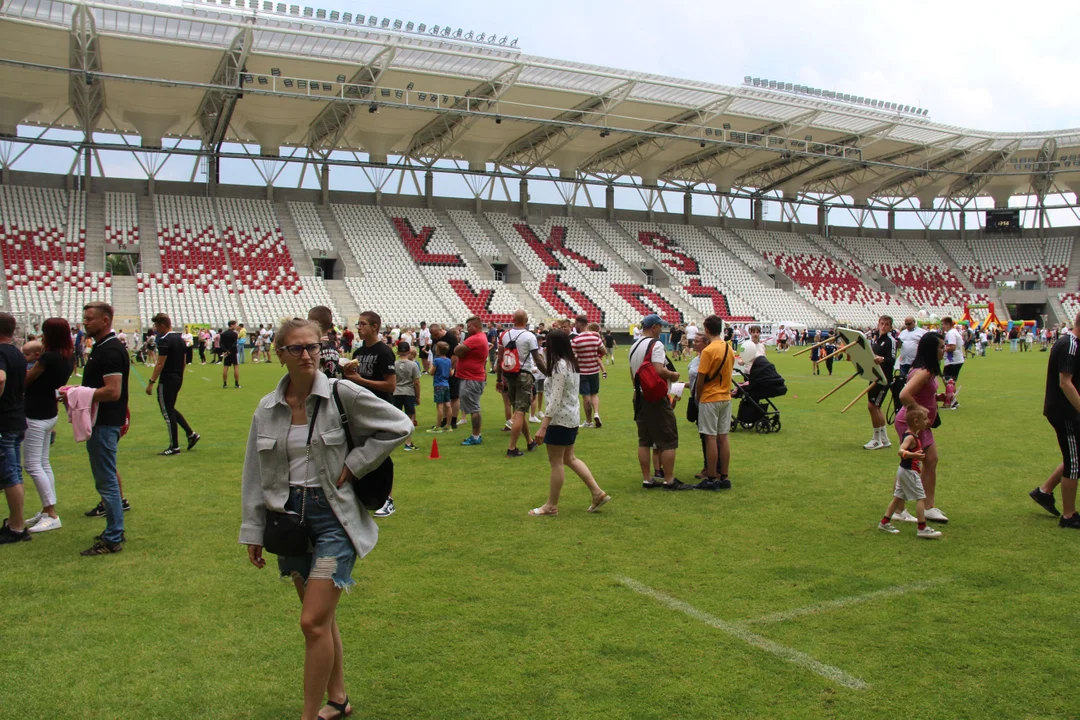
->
xmin=320 ymin=696 xmax=352 ymax=720
xmin=528 ymin=506 xmax=558 ymax=516
xmin=587 ymin=494 xmax=611 ymax=513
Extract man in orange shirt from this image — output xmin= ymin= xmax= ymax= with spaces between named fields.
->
xmin=693 ymin=315 xmax=734 ymax=490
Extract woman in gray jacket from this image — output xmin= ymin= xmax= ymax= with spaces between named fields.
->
xmin=240 ymin=318 xmax=411 ymax=720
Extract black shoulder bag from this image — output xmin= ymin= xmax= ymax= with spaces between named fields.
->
xmin=686 ymin=342 xmax=728 ymax=423
xmin=331 ymin=381 xmax=394 ymax=512
xmin=262 ymin=399 xmax=321 ymax=557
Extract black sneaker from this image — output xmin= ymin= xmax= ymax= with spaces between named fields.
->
xmin=662 ymin=479 xmax=694 ymax=491
xmin=95 ymin=530 xmax=126 ymax=543
xmin=1030 ymin=487 xmax=1061 ymax=516
xmin=506 ymin=449 xmax=525 ymax=458
xmin=0 ymin=521 xmax=30 ymax=544
xmin=122 ymin=498 xmax=131 ymax=512
xmin=80 ymin=540 xmax=123 ymax=556
xmin=222 ymin=383 xmax=227 ymax=389
xmin=692 ymin=478 xmax=730 ymax=491
xmin=85 ymin=501 xmax=106 ymax=518
xmin=652 ymin=469 xmax=664 ymax=480
xmin=527 ymin=441 xmax=538 ymax=452
xmin=187 ymin=433 xmax=201 ymax=451
xmin=235 ymin=384 xmax=242 ymax=389
xmin=642 ymin=479 xmax=664 ymax=489
xmin=1059 ymin=513 xmax=1080 ymax=529
xmin=158 ymin=448 xmax=181 ymax=456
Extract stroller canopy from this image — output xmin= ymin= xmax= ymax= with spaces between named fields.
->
xmin=747 ymin=355 xmax=787 ymax=398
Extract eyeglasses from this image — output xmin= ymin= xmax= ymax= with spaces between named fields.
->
xmin=282 ymin=344 xmax=321 ymax=358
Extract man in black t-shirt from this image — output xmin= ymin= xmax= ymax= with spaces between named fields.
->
xmin=865 ymin=316 xmax=897 ymax=451
xmin=1031 ymin=313 xmax=1080 ymax=526
xmin=0 ymin=312 xmax=28 ymax=544
xmin=146 ymin=313 xmax=200 ymax=456
xmin=429 ymin=323 xmax=460 ymax=428
xmin=69 ymin=302 xmax=129 ymax=555
xmin=345 ymin=310 xmax=398 ymax=518
xmin=308 ymin=305 xmax=341 ymax=380
xmin=219 ymin=320 xmax=240 ymax=389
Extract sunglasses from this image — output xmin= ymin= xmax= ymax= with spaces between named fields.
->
xmin=281 ymin=344 xmax=321 ymax=358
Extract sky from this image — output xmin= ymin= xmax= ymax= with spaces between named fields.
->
xmin=11 ymin=0 xmax=1080 ymax=228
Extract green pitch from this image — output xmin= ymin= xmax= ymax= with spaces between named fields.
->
xmin=1 ymin=348 xmax=1075 ymax=719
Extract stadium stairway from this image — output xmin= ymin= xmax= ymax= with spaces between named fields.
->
xmin=1066 ymin=236 xmax=1080 ymax=291
xmin=275 ymin=202 xmax=315 ymax=276
xmin=110 ymin=275 xmax=138 ymax=321
xmin=1049 ymin=294 xmax=1069 ymax=323
xmin=578 ymin=219 xmax=651 ymax=285
xmin=436 ymin=209 xmax=495 ymax=278
xmin=477 ymin=213 xmax=535 ymax=282
xmin=504 ymin=282 xmax=549 ymax=321
xmin=210 ymin=201 xmax=250 ymax=328
xmin=316 ymin=204 xmax=361 ymax=277
xmin=137 ymin=196 xmax=162 ymax=273
xmin=84 ymin=193 xmax=105 ymax=273
xmin=928 ymin=238 xmax=979 ymax=294
xmin=324 ymin=278 xmax=360 ymax=323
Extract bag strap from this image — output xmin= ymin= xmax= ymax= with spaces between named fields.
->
xmin=330 ymin=381 xmax=355 ymax=451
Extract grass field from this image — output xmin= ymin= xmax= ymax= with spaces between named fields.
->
xmin=1 ymin=346 xmax=1078 ymax=719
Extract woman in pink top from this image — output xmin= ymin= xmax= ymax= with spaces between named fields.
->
xmin=895 ymin=331 xmax=948 ymax=524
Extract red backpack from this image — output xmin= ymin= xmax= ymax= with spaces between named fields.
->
xmin=500 ymin=330 xmax=523 ymax=374
xmin=632 ymin=339 xmax=668 ymax=403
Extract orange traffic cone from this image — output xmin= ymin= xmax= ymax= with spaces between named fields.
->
xmin=428 ymin=438 xmax=441 ymax=460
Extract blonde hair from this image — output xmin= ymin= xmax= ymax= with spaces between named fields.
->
xmin=273 ymin=318 xmax=320 ymax=353
xmin=905 ymin=405 xmax=929 ymax=429
xmin=587 ymin=322 xmax=600 ymax=332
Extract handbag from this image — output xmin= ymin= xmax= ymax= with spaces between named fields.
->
xmin=331 ymin=381 xmax=394 ymax=512
xmin=263 ymin=399 xmax=322 ymax=556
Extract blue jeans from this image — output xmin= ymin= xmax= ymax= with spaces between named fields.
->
xmin=0 ymin=430 xmax=25 ymax=489
xmin=238 ymin=340 xmax=246 ymax=363
xmin=87 ymin=425 xmax=123 ymax=543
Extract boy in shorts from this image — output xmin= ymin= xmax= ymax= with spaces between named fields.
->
xmin=428 ymin=342 xmax=452 ymax=434
xmin=878 ymin=406 xmax=941 ymax=538
xmin=392 ymin=341 xmax=420 ymax=451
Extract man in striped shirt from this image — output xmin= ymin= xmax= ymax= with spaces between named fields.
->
xmin=571 ymin=316 xmax=607 ymax=428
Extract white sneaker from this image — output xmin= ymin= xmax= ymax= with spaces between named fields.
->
xmin=891 ymin=509 xmax=918 ymax=523
xmin=503 ymin=420 xmax=513 ymax=430
xmin=580 ymin=422 xmax=594 ymax=428
xmin=878 ymin=522 xmax=900 ymax=534
xmin=924 ymin=507 xmax=949 ymax=523
xmin=25 ymin=511 xmax=45 ymax=528
xmin=28 ymin=515 xmax=61 ymax=533
xmin=877 ymin=438 xmax=892 ymax=448
xmin=917 ymin=526 xmax=942 ymax=539
xmin=863 ymin=439 xmax=882 ymax=450
xmin=528 ymin=415 xmax=541 ymax=424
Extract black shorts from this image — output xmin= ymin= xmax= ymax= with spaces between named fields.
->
xmin=544 ymin=424 xmax=578 ymax=447
xmin=223 ymin=353 xmax=238 ymax=367
xmin=869 ymin=383 xmax=890 ymax=408
xmin=579 ymin=372 xmax=600 ymax=396
xmin=943 ymin=363 xmax=963 ymax=381
xmin=449 ymin=376 xmax=461 ymax=401
xmin=392 ymin=395 xmax=416 ymax=416
xmin=1050 ymin=418 xmax=1080 ymax=479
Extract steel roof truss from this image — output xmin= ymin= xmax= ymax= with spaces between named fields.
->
xmin=195 ymin=25 xmax=252 ymax=149
xmin=70 ymin=4 xmax=105 ymax=134
xmin=305 ymin=42 xmax=397 ymax=156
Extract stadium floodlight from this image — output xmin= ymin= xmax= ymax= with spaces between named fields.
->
xmin=322 ymin=83 xmax=332 ymax=91
xmin=368 ymin=16 xmax=377 ymax=26
xmin=722 ymin=123 xmax=731 ymax=130
xmin=302 ymin=7 xmax=312 ymax=17
xmin=700 ymin=141 xmax=706 ymax=148
xmin=262 ymin=1 xmax=272 ymax=11
xmin=495 ymin=116 xmax=502 ymax=124
xmin=368 ymin=103 xmax=378 ymax=113
xmin=283 ymin=78 xmax=293 ymax=87
xmin=297 ymin=80 xmax=307 ymax=89
xmin=406 ymin=21 xmax=414 ymax=31
xmin=476 ymin=32 xmax=485 ymax=41
xmin=418 ymin=92 xmax=426 ymax=101
xmin=393 ymin=19 xmax=402 ymax=30
xmin=355 ymin=14 xmax=364 ymax=24
xmin=276 ymin=3 xmax=285 ymax=11
xmin=289 ymin=5 xmax=298 ymax=14
xmin=431 ymin=25 xmax=440 ymax=34
xmin=499 ymin=35 xmax=507 ymax=44
xmin=406 ymin=82 xmax=414 ymax=90
xmin=599 ymin=130 xmax=610 ymax=138
xmin=381 ymin=88 xmax=390 ymax=96
xmin=337 ymin=74 xmax=346 ymax=83
xmin=258 ymin=76 xmax=267 ymax=84
xmin=342 ymin=12 xmax=350 ymax=22
xmin=454 ymin=28 xmax=462 ymax=38
xmin=805 ymin=135 xmax=812 ymax=141
xmin=418 ymin=24 xmax=426 ymax=33
xmin=705 ymin=128 xmax=713 ymax=136
xmin=329 ymin=10 xmax=338 ymax=20
xmin=243 ymin=73 xmax=253 ymax=83
xmin=464 ymin=30 xmax=474 ymax=40
xmin=271 ymin=67 xmax=280 ymax=76
xmin=510 ymin=38 xmax=518 ymax=47
xmin=381 ymin=18 xmax=390 ymax=27
xmin=315 ymin=9 xmax=324 ymax=19
xmin=785 ymin=82 xmax=793 ymax=91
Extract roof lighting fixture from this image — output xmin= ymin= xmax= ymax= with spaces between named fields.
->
xmin=322 ymin=83 xmax=332 ymax=91
xmin=406 ymin=82 xmax=414 ymax=90
xmin=599 ymin=129 xmax=610 ymax=138
xmin=722 ymin=123 xmax=731 ymax=130
xmin=257 ymin=76 xmax=267 ymax=84
xmin=337 ymin=74 xmax=346 ymax=83
xmin=368 ymin=16 xmax=377 ymax=26
xmin=417 ymin=23 xmax=425 ymax=33
xmin=700 ymin=141 xmax=706 ymax=148
xmin=495 ymin=116 xmax=502 ymax=124
xmin=283 ymin=79 xmax=293 ymax=88
xmin=418 ymin=92 xmax=426 ymax=101
xmin=381 ymin=88 xmax=390 ymax=96
xmin=297 ymin=80 xmax=307 ymax=89
xmin=276 ymin=3 xmax=285 ymax=11
xmin=464 ymin=30 xmax=473 ymax=39
xmin=288 ymin=5 xmax=298 ymax=14
xmin=303 ymin=7 xmax=312 ymax=17
xmin=243 ymin=74 xmax=253 ymax=83
xmin=355 ymin=14 xmax=364 ymax=24
xmin=316 ymin=9 xmax=325 ymax=19
xmin=393 ymin=19 xmax=402 ymax=30
xmin=263 ymin=1 xmax=272 ymax=11
xmin=406 ymin=21 xmax=414 ymax=31
xmin=368 ymin=103 xmax=378 ymax=114
xmin=705 ymin=128 xmax=713 ymax=136
xmin=271 ymin=67 xmax=280 ymax=77
xmin=805 ymin=135 xmax=812 ymax=141
xmin=342 ymin=12 xmax=351 ymax=22
xmin=454 ymin=28 xmax=462 ymax=38
xmin=329 ymin=10 xmax=338 ymax=21
xmin=381 ymin=18 xmax=389 ymax=28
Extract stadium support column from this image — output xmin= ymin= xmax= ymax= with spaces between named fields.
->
xmin=887 ymin=209 xmax=896 ymax=237
xmin=959 ymin=210 xmax=966 ymax=240
xmin=818 ymin=205 xmax=827 ymax=235
xmin=321 ymin=164 xmax=330 ymax=206
xmin=425 ymin=170 xmax=434 ymax=209
xmin=683 ymin=191 xmax=692 ymax=225
xmin=520 ymin=178 xmax=529 ymax=218
xmin=606 ymin=184 xmax=615 ymax=222
xmin=83 ymin=144 xmax=93 ymax=193
xmin=753 ymin=197 xmax=764 ymax=230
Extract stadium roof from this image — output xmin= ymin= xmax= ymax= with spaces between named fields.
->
xmin=1 ymin=0 xmax=1079 ymax=206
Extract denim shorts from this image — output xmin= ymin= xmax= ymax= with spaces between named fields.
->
xmin=0 ymin=431 xmax=24 ymax=489
xmin=277 ymin=486 xmax=358 ymax=591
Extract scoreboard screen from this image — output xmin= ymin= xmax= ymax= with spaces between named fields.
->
xmin=985 ymin=209 xmax=1020 ymax=234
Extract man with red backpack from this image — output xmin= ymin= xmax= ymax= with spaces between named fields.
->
xmin=496 ymin=310 xmax=547 ymax=458
xmin=629 ymin=314 xmax=683 ymax=489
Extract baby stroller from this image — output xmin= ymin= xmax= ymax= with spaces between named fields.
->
xmin=731 ymin=355 xmax=787 ymax=433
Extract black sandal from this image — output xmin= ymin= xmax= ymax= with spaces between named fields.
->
xmin=321 ymin=696 xmax=352 ymax=720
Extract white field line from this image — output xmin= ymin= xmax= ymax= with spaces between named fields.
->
xmin=738 ymin=578 xmax=952 ymax=627
xmin=616 ymin=577 xmax=868 ymax=691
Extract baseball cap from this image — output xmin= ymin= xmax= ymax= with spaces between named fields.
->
xmin=641 ymin=314 xmax=663 ymax=329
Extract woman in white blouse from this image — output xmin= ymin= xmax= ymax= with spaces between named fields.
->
xmin=530 ymin=330 xmax=610 ymax=516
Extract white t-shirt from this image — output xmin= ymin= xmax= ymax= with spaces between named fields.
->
xmin=739 ymin=339 xmax=764 ymax=369
xmin=897 ymin=328 xmax=926 ymax=367
xmin=685 ymin=324 xmax=699 ymax=342
xmin=501 ymin=328 xmax=539 ymax=373
xmin=419 ymin=328 xmax=432 ymax=347
xmin=629 ymin=337 xmax=669 ymax=390
xmin=945 ymin=328 xmax=965 ymax=365
xmin=632 ymin=327 xmax=642 ymax=340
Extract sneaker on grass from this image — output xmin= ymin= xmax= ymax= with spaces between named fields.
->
xmin=528 ymin=415 xmax=541 ymax=424
xmin=878 ymin=522 xmax=900 ymax=534
xmin=25 ymin=511 xmax=45 ymax=528
xmin=187 ymin=433 xmax=201 ymax=451
xmin=863 ymin=439 xmax=882 ymax=450
xmin=917 ymin=526 xmax=942 ymax=539
xmin=593 ymin=415 xmax=603 ymax=428
xmin=461 ymin=436 xmax=482 ymax=446
xmin=373 ymin=498 xmax=395 ymax=518
xmin=28 ymin=516 xmax=61 ymax=533
xmin=80 ymin=540 xmax=122 ymax=556
xmin=85 ymin=501 xmax=106 ymax=518
xmin=924 ymin=507 xmax=948 ymax=523
xmin=663 ymin=479 xmax=694 ymax=491
xmin=891 ymin=509 xmax=919 ymax=523
xmin=1059 ymin=513 xmax=1080 ymax=530
xmin=1029 ymin=487 xmax=1061 ymax=516
xmin=506 ymin=449 xmax=524 ymax=458
xmin=0 ymin=521 xmax=30 ymax=544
